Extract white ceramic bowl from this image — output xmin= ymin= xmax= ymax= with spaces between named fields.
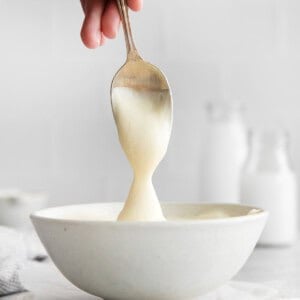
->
xmin=31 ymin=203 xmax=267 ymax=300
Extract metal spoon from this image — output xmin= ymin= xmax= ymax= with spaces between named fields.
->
xmin=111 ymin=0 xmax=172 ymax=119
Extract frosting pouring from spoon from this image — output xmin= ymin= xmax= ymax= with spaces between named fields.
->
xmin=110 ymin=0 xmax=172 ymax=221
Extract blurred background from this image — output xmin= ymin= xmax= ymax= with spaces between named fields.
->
xmin=0 ymin=0 xmax=299 ymax=208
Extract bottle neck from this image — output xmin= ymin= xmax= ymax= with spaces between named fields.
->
xmin=250 ymin=147 xmax=291 ymax=172
xmin=206 ymin=101 xmax=244 ymax=123
xmin=245 ymin=130 xmax=293 ymax=173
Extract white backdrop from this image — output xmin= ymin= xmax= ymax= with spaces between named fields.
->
xmin=0 ymin=0 xmax=299 ymax=206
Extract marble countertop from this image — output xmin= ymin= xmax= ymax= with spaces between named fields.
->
xmin=3 ymin=241 xmax=300 ymax=299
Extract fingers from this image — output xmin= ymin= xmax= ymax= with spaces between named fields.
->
xmin=127 ymin=0 xmax=143 ymax=11
xmin=80 ymin=0 xmax=143 ymax=49
xmin=81 ymin=0 xmax=106 ymax=49
xmin=102 ymin=0 xmax=120 ymax=39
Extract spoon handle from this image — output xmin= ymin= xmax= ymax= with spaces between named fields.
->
xmin=116 ymin=0 xmax=141 ymax=61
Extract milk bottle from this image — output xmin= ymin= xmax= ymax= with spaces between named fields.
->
xmin=201 ymin=102 xmax=247 ymax=203
xmin=241 ymin=129 xmax=298 ymax=245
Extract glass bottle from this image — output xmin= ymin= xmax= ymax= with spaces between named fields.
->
xmin=200 ymin=101 xmax=247 ymax=203
xmin=241 ymin=129 xmax=298 ymax=246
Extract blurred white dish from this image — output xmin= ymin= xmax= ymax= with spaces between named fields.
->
xmin=31 ymin=202 xmax=267 ymax=300
xmin=0 ymin=190 xmax=47 ymax=229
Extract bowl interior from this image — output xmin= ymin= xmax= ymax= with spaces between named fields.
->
xmin=32 ymin=202 xmax=265 ymax=222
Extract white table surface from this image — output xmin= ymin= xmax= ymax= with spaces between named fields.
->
xmin=3 ymin=241 xmax=300 ymax=299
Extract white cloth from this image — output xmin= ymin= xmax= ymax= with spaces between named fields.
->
xmin=0 ymin=227 xmax=26 ymax=296
xmin=0 ymin=227 xmax=47 ymax=296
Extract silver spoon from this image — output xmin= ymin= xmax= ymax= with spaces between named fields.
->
xmin=111 ymin=0 xmax=172 ymax=120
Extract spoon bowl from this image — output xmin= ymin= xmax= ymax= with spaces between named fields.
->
xmin=111 ymin=0 xmax=172 ymax=117
xmin=112 ymin=59 xmax=171 ymax=91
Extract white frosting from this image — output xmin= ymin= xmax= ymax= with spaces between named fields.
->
xmin=112 ymin=87 xmax=171 ymax=221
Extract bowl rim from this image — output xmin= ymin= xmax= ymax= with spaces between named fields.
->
xmin=30 ymin=202 xmax=268 ymax=226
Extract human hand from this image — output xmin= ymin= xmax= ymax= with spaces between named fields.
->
xmin=80 ymin=0 xmax=143 ymax=48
